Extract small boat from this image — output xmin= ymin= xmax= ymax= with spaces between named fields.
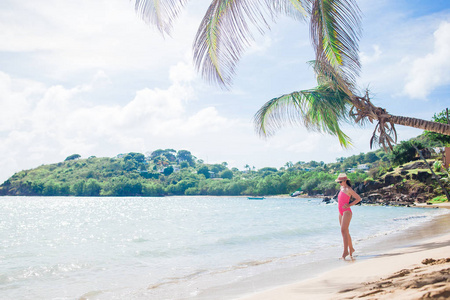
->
xmin=291 ymin=191 xmax=302 ymax=197
xmin=247 ymin=197 xmax=265 ymax=200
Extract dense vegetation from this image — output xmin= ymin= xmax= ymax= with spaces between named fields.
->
xmin=0 ymin=133 xmax=448 ymax=197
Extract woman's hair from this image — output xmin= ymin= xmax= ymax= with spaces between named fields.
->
xmin=346 ymin=180 xmax=352 ymax=188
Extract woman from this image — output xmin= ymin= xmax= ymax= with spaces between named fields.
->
xmin=335 ymin=173 xmax=361 ymax=260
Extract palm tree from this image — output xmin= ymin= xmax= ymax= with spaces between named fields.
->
xmin=133 ymin=0 xmax=450 ymax=149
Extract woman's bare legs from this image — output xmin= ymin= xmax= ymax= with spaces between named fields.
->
xmin=348 ymin=232 xmax=355 ymax=258
xmin=339 ymin=211 xmax=353 ymax=259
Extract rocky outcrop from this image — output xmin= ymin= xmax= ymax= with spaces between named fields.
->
xmin=343 ymin=165 xmax=447 ymax=206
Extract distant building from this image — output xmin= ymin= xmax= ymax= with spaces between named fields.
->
xmin=357 ymin=164 xmax=369 ymax=171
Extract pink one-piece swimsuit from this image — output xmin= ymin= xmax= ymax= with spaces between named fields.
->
xmin=338 ymin=191 xmax=351 ymax=216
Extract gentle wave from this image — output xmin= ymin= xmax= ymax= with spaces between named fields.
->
xmin=0 ymin=196 xmax=446 ymax=300
xmin=393 ymin=215 xmax=428 ymax=221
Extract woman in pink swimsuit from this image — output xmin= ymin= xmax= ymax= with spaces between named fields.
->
xmin=336 ymin=173 xmax=361 ymax=260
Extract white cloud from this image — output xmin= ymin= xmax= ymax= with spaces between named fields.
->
xmin=0 ymin=0 xmax=198 ymax=78
xmin=360 ymin=45 xmax=382 ymax=64
xmin=0 ymin=65 xmax=242 ymax=182
xmin=404 ymin=21 xmax=450 ymax=99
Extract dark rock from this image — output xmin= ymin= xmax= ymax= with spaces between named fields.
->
xmin=402 ymin=161 xmax=427 ymax=170
xmin=354 ymin=183 xmax=365 ymax=194
xmin=360 ymin=180 xmax=385 ymax=194
xmin=367 ymin=193 xmax=383 ymax=200
xmin=384 ymin=174 xmax=402 ymax=185
xmin=322 ymin=197 xmax=336 ymax=204
xmin=413 ymin=171 xmax=432 ymax=183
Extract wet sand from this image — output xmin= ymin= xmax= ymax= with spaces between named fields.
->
xmin=238 ymin=208 xmax=450 ymax=300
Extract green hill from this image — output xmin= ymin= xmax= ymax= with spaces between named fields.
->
xmin=0 ymin=148 xmax=373 ymax=197
xmin=0 ymin=135 xmax=448 ymax=200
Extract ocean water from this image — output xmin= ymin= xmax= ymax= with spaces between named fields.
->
xmin=0 ymin=196 xmax=447 ymax=300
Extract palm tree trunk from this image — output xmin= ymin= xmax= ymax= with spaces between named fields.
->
xmin=388 ymin=114 xmax=450 ymax=135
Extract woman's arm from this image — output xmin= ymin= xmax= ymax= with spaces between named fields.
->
xmin=343 ymin=188 xmax=361 ymax=208
xmin=349 ymin=188 xmax=361 ymax=206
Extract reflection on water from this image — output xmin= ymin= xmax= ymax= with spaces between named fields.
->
xmin=0 ymin=196 xmax=447 ymax=299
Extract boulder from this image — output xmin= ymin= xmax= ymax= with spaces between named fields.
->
xmin=384 ymin=174 xmax=402 ymax=185
xmin=412 ymin=171 xmax=432 ymax=183
xmin=402 ymin=161 xmax=428 ymax=170
xmin=357 ymin=180 xmax=385 ymax=194
xmin=354 ymin=182 xmax=365 ymax=194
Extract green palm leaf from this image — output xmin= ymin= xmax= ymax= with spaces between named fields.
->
xmin=193 ymin=0 xmax=309 ymax=88
xmin=133 ymin=0 xmax=189 ymax=36
xmin=310 ymin=0 xmax=362 ymax=89
xmin=254 ymin=82 xmax=354 ymax=147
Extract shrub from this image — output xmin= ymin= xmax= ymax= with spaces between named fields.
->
xmin=433 ymin=160 xmax=442 ymax=172
xmin=429 ymin=195 xmax=448 ymax=203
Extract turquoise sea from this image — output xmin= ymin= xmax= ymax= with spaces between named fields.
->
xmin=0 ymin=196 xmax=448 ymax=300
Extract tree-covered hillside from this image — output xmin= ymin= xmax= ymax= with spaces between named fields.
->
xmin=0 ymin=134 xmax=448 ymax=198
xmin=0 ymin=148 xmax=373 ymax=197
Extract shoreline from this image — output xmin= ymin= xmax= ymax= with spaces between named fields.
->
xmin=237 ymin=210 xmax=450 ymax=300
xmin=185 ymin=202 xmax=450 ymax=300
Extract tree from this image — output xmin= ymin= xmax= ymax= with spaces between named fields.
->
xmin=364 ymin=152 xmax=378 ymax=164
xmin=197 ymin=166 xmax=210 ymax=178
xmin=133 ymin=1 xmax=450 ymax=150
xmin=302 ymin=177 xmax=321 ymax=195
xmin=210 ymin=163 xmax=226 ymax=173
xmin=153 ymin=155 xmax=169 ymax=168
xmin=163 ymin=166 xmax=174 ymax=176
xmin=163 ymin=152 xmax=177 ymax=162
xmin=84 ymin=179 xmax=101 ymax=196
xmin=72 ymin=180 xmax=85 ymax=196
xmin=220 ymin=170 xmax=234 ymax=179
xmin=65 ymin=154 xmax=81 ymax=161
xmin=124 ymin=152 xmax=147 ymax=171
xmin=389 ymin=140 xmax=424 ymax=167
xmin=150 ymin=149 xmax=165 ymax=159
xmin=285 ymin=161 xmax=294 ymax=168
xmin=177 ymin=150 xmax=195 ymax=166
xmin=425 ymin=109 xmax=450 ymax=146
xmin=124 ymin=152 xmax=146 ymax=163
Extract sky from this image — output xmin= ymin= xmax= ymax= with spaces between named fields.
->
xmin=0 ymin=0 xmax=449 ymax=183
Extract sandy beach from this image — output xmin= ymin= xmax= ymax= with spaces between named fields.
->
xmin=238 ymin=205 xmax=450 ymax=300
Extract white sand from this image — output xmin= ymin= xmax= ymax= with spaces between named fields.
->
xmin=239 ymin=229 xmax=450 ymax=299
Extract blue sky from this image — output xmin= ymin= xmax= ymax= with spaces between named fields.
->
xmin=0 ymin=0 xmax=449 ymax=183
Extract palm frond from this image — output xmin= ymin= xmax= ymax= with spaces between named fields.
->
xmin=307 ymin=59 xmax=354 ymax=96
xmin=193 ymin=0 xmax=310 ymax=88
xmin=133 ymin=0 xmax=189 ymax=36
xmin=254 ymin=82 xmax=354 ymax=147
xmin=310 ymin=0 xmax=362 ymax=89
xmin=267 ymin=0 xmax=311 ymax=20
